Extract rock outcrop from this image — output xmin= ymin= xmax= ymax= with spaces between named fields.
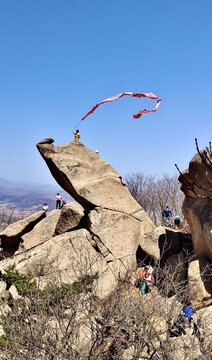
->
xmin=1 ymin=138 xmax=212 ymax=357
xmin=36 ymin=139 xmax=142 ymax=213
xmin=0 ymin=229 xmax=117 ymax=298
xmin=0 ymin=138 xmax=204 ymax=302
xmin=0 ymin=138 xmax=165 ymax=299
xmin=179 ymin=146 xmax=212 ymax=261
xmin=54 ymin=202 xmax=84 ymax=236
xmin=2 ymin=138 xmax=210 ymax=306
xmin=188 ymin=255 xmax=212 ymax=307
xmin=20 ymin=209 xmax=61 ymax=252
xmin=0 ymin=211 xmax=46 ymax=247
xmin=36 ymin=139 xmax=156 ymax=273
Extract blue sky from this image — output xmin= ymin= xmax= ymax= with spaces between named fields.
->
xmin=0 ymin=0 xmax=211 ymax=185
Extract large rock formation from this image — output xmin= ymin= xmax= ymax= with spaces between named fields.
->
xmin=36 ymin=138 xmax=142 ymax=213
xmin=0 ymin=137 xmax=210 ymax=307
xmin=0 ymin=229 xmax=120 ymax=298
xmin=1 ymin=138 xmax=212 ymax=357
xmin=0 ymin=138 xmax=162 ymax=299
xmin=36 ymin=139 xmax=156 ymax=273
xmin=179 ymin=145 xmax=212 ymax=260
xmin=188 ymin=255 xmax=212 ymax=307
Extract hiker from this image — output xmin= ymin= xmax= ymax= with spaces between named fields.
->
xmin=56 ymin=193 xmax=62 ymax=209
xmin=172 ymin=311 xmax=187 ymax=336
xmin=135 ymin=267 xmax=155 ymax=295
xmin=174 ymin=216 xmax=181 ymax=230
xmin=135 ymin=267 xmax=149 ymax=295
xmin=170 ymin=306 xmax=193 ymax=338
xmin=169 ymin=311 xmax=187 ymax=337
xmin=145 ymin=272 xmax=155 ymax=293
xmin=183 ymin=306 xmax=193 ymax=327
xmin=163 ymin=206 xmax=172 ymax=227
xmin=73 ymin=129 xmax=80 ymax=141
xmin=43 ymin=203 xmax=48 ymax=216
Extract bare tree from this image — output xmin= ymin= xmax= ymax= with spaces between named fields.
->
xmin=125 ymin=173 xmax=185 ymax=227
xmin=0 ymin=206 xmax=25 ymax=231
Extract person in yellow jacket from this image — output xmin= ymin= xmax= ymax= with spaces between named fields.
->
xmin=73 ymin=129 xmax=80 ymax=141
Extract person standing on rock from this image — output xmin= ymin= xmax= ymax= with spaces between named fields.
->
xmin=174 ymin=215 xmax=181 ymax=230
xmin=56 ymin=193 xmax=62 ymax=209
xmin=43 ymin=203 xmax=48 ymax=216
xmin=72 ymin=129 xmax=80 ymax=141
xmin=164 ymin=206 xmax=172 ymax=227
xmin=135 ymin=267 xmax=150 ymax=295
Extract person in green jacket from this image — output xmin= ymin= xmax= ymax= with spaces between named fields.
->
xmin=174 ymin=216 xmax=181 ymax=229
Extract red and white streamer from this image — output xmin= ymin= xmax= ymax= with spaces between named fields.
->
xmin=81 ymin=92 xmax=161 ymax=121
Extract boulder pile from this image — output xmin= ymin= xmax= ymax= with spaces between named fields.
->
xmin=0 ymin=138 xmax=212 ymax=357
xmin=0 ymin=138 xmax=211 ymax=306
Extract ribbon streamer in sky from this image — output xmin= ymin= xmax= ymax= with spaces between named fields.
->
xmin=81 ymin=92 xmax=161 ymax=121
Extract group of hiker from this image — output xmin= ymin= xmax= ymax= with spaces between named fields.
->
xmin=135 ymin=267 xmax=206 ymax=352
xmin=162 ymin=206 xmax=181 ymax=229
xmin=42 ymin=193 xmax=67 ymax=215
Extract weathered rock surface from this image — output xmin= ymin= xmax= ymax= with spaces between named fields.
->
xmin=36 ymin=139 xmax=142 ymax=214
xmin=1 ymin=138 xmax=212 ymax=357
xmin=140 ymin=226 xmax=164 ymax=261
xmin=88 ymin=207 xmax=153 ymax=266
xmin=0 ymin=281 xmax=6 ymax=295
xmin=36 ymin=138 xmax=156 ymax=272
xmin=188 ymin=255 xmax=212 ymax=307
xmin=0 ymin=211 xmax=46 ymax=247
xmin=0 ymin=229 xmax=118 ymax=298
xmin=182 ymin=196 xmax=212 ymax=260
xmin=0 ymin=134 xmax=161 ymax=300
xmin=20 ymin=209 xmax=61 ymax=252
xmin=179 ymin=147 xmax=212 ymax=198
xmin=9 ymin=285 xmax=21 ymax=300
xmin=0 ymin=229 xmax=95 ymax=280
xmin=179 ymin=147 xmax=212 ymax=260
xmin=158 ymin=228 xmax=193 ymax=265
xmin=54 ymin=202 xmax=84 ymax=236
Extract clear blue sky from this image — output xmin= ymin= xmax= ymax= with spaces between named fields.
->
xmin=0 ymin=0 xmax=211 ymax=185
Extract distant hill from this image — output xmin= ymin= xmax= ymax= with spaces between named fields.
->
xmin=0 ymin=178 xmax=73 ymax=212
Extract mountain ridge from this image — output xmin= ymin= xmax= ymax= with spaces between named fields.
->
xmin=0 ymin=178 xmax=73 ymax=211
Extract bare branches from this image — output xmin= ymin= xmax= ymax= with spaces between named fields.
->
xmin=125 ymin=172 xmax=185 ymax=227
xmin=0 ymin=206 xmax=25 ymax=231
xmin=0 ymin=251 xmax=212 ymax=359
xmin=176 ymin=139 xmax=212 ymax=200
